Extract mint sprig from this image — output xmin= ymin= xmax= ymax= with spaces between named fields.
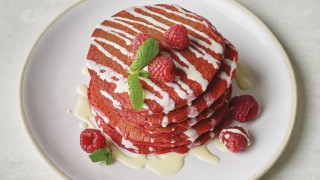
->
xmin=128 ymin=38 xmax=159 ymax=110
xmin=138 ymin=70 xmax=150 ymax=78
xmin=89 ymin=148 xmax=113 ymax=165
xmin=130 ymin=38 xmax=159 ymax=72
xmin=128 ymin=74 xmax=144 ymax=110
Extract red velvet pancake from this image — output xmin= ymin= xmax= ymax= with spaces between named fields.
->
xmin=85 ymin=4 xmax=238 ymax=154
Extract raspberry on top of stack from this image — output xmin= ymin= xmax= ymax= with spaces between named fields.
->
xmin=86 ymin=4 xmax=238 ymax=154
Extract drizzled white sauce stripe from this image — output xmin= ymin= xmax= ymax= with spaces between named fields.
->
xmin=97 ymin=25 xmax=133 ymax=45
xmin=114 ymin=16 xmax=165 ymax=32
xmin=188 ymin=106 xmax=199 ymax=118
xmin=218 ymin=59 xmax=237 ymax=86
xmin=107 ymin=18 xmax=140 ymax=33
xmin=184 ymin=128 xmax=198 ymax=137
xmin=92 ymin=37 xmax=130 ymax=55
xmin=92 ymin=107 xmax=110 ymax=124
xmin=184 ymin=128 xmax=199 ymax=142
xmin=189 ymin=118 xmax=197 ymax=126
xmin=210 ymin=118 xmax=217 ymax=126
xmin=100 ymin=90 xmax=122 ymax=109
xmin=121 ymin=137 xmax=139 ymax=150
xmin=176 ymin=78 xmax=195 ymax=100
xmin=161 ymin=115 xmax=169 ymax=127
xmin=172 ymin=5 xmax=210 ymax=26
xmin=144 ymin=91 xmax=173 ymax=114
xmin=165 ymin=80 xmax=188 ymax=100
xmin=98 ymin=24 xmax=135 ymax=39
xmin=86 ymin=60 xmax=129 ymax=93
xmin=188 ymin=45 xmax=220 ymax=69
xmin=151 ymin=5 xmax=210 ymax=28
xmin=172 ymin=51 xmax=208 ymax=91
xmin=165 ymin=75 xmax=195 ymax=101
xmin=91 ymin=40 xmax=129 ymax=69
xmin=93 ymin=107 xmax=139 ymax=150
xmin=173 ymin=5 xmax=217 ymax=32
xmin=189 ymin=45 xmax=204 ymax=58
xmin=205 ymin=109 xmax=214 ymax=118
xmin=204 ymin=93 xmax=214 ymax=106
xmin=142 ymin=78 xmax=175 ymax=113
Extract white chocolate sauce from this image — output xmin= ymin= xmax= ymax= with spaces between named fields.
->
xmin=187 ymin=106 xmax=199 ymax=118
xmin=74 ymin=96 xmax=95 ymax=128
xmin=81 ymin=67 xmax=90 ymax=77
xmin=111 ymin=141 xmax=219 ymax=177
xmin=90 ymin=40 xmax=129 ymax=69
xmin=79 ymin=122 xmax=89 ymax=129
xmin=97 ymin=25 xmax=134 ymax=45
xmin=100 ymin=90 xmax=122 ymax=110
xmin=235 ymin=62 xmax=252 ymax=90
xmin=213 ymin=137 xmax=229 ymax=152
xmin=218 ymin=59 xmax=237 ymax=86
xmin=161 ymin=115 xmax=169 ymax=127
xmin=74 ymin=84 xmax=221 ymax=176
xmin=189 ymin=141 xmax=220 ymax=164
xmin=76 ymin=84 xmax=88 ymax=98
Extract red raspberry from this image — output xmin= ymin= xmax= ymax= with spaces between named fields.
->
xmin=219 ymin=126 xmax=250 ymax=153
xmin=132 ymin=33 xmax=151 ymax=52
xmin=164 ymin=24 xmax=190 ymax=49
xmin=229 ymin=95 xmax=259 ymax=122
xmin=148 ymin=56 xmax=176 ymax=82
xmin=80 ymin=129 xmax=106 ymax=153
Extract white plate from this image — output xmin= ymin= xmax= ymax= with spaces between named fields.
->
xmin=20 ymin=0 xmax=297 ymax=179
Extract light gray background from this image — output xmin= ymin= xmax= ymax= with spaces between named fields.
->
xmin=0 ymin=0 xmax=319 ymax=179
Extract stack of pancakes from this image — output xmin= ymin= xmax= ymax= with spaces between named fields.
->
xmin=86 ymin=4 xmax=238 ymax=154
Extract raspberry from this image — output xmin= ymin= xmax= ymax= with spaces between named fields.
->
xmin=132 ymin=33 xmax=151 ymax=52
xmin=229 ymin=95 xmax=259 ymax=122
xmin=148 ymin=56 xmax=176 ymax=82
xmin=164 ymin=24 xmax=190 ymax=49
xmin=80 ymin=129 xmax=106 ymax=153
xmin=219 ymin=126 xmax=250 ymax=153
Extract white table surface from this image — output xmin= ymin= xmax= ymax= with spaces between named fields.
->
xmin=0 ymin=0 xmax=319 ymax=179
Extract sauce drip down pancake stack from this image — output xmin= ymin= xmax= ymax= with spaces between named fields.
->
xmin=86 ymin=4 xmax=238 ymax=154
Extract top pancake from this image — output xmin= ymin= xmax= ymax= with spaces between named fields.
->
xmin=86 ymin=4 xmax=225 ymax=114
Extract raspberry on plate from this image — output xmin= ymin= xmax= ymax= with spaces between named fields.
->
xmin=132 ymin=33 xmax=151 ymax=52
xmin=219 ymin=126 xmax=250 ymax=153
xmin=229 ymin=95 xmax=259 ymax=122
xmin=148 ymin=56 xmax=176 ymax=82
xmin=80 ymin=129 xmax=106 ymax=153
xmin=164 ymin=24 xmax=190 ymax=49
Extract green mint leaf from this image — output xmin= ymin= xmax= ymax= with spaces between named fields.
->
xmin=128 ymin=74 xmax=144 ymax=110
xmin=89 ymin=148 xmax=113 ymax=165
xmin=104 ymin=149 xmax=113 ymax=165
xmin=138 ymin=70 xmax=150 ymax=78
xmin=105 ymin=155 xmax=113 ymax=165
xmin=130 ymin=38 xmax=159 ymax=72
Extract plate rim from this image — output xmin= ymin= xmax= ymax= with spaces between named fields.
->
xmin=19 ymin=0 xmax=297 ymax=179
